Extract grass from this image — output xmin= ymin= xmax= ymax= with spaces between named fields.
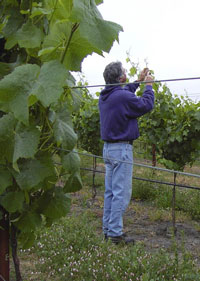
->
xmin=12 ymin=185 xmax=200 ymax=280
xmin=15 ymin=211 xmax=200 ymax=281
xmin=10 ymin=154 xmax=200 ymax=280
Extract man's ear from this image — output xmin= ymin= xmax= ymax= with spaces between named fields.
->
xmin=119 ymin=74 xmax=126 ymax=83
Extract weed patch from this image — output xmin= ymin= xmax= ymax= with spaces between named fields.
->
xmin=17 ymin=211 xmax=200 ymax=281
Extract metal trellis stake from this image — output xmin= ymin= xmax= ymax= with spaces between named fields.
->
xmin=92 ymin=156 xmax=97 ymax=200
xmin=172 ymin=172 xmax=177 ymax=236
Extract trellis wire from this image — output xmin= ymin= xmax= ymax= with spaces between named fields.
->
xmin=73 ymin=149 xmax=199 ymax=235
xmin=56 ymin=147 xmax=200 ymax=179
xmin=72 ymin=76 xmax=200 ymax=89
xmin=79 ymin=167 xmax=200 ymax=191
xmin=57 ymin=147 xmax=200 ymax=235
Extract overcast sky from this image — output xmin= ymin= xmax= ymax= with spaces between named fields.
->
xmin=81 ymin=0 xmax=200 ymax=101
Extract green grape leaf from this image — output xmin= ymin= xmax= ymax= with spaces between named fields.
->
xmin=65 ymin=71 xmax=76 ymax=87
xmin=18 ymin=231 xmax=36 ymax=249
xmin=0 ymin=64 xmax=40 ymax=124
xmin=8 ymin=21 xmax=44 ymax=49
xmin=61 ymin=150 xmax=80 ymax=173
xmin=70 ymin=89 xmax=82 ymax=111
xmin=38 ymin=47 xmax=56 ymax=57
xmin=40 ymin=21 xmax=102 ymax=71
xmin=39 ymin=21 xmax=70 ymax=61
xmin=0 ymin=113 xmax=16 ymax=163
xmin=63 ymin=172 xmax=82 ymax=193
xmin=95 ymin=0 xmax=103 ymax=5
xmin=20 ymin=0 xmax=30 ymax=10
xmin=30 ymin=7 xmax=51 ymax=19
xmin=54 ymin=119 xmax=77 ymax=150
xmin=70 ymin=0 xmax=123 ymax=52
xmin=31 ymin=60 xmax=67 ymax=107
xmin=53 ymin=107 xmax=77 ymax=150
xmin=13 ymin=124 xmax=40 ymax=171
xmin=15 ymin=211 xmax=42 ymax=232
xmin=17 ymin=21 xmax=44 ymax=48
xmin=3 ymin=8 xmax=24 ymax=38
xmin=14 ymin=155 xmax=56 ymax=191
xmin=41 ymin=0 xmax=123 ymax=71
xmin=0 ymin=191 xmax=24 ymax=213
xmin=0 ymin=62 xmax=14 ymax=79
xmin=194 ymin=111 xmax=200 ymax=121
xmin=5 ymin=35 xmax=18 ymax=50
xmin=37 ymin=188 xmax=71 ymax=219
xmin=62 ymin=28 xmax=103 ymax=71
xmin=44 ymin=0 xmax=73 ymax=24
xmin=194 ymin=123 xmax=200 ymax=130
xmin=0 ymin=168 xmax=13 ymax=195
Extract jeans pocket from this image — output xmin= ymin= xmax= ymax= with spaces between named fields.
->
xmin=124 ymin=144 xmax=133 ymax=163
xmin=108 ymin=149 xmax=122 ymax=166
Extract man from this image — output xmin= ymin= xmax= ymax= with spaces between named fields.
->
xmin=98 ymin=61 xmax=154 ymax=244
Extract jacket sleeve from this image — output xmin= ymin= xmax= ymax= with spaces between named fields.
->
xmin=125 ymin=85 xmax=154 ymax=118
xmin=124 ymin=82 xmax=140 ymax=93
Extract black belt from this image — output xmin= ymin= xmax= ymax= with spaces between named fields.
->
xmin=106 ymin=140 xmax=133 ymax=145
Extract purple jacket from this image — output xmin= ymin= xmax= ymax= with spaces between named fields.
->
xmin=98 ymin=82 xmax=154 ymax=141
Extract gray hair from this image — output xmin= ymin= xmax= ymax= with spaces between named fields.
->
xmin=103 ymin=61 xmax=123 ymax=84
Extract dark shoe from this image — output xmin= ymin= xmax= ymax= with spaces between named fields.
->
xmin=107 ymin=233 xmax=135 ymax=245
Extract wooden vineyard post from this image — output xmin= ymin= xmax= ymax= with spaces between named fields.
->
xmin=0 ymin=207 xmax=9 ymax=281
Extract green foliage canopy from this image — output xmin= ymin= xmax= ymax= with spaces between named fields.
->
xmin=73 ymin=90 xmax=103 ymax=156
xmin=137 ymin=83 xmax=200 ymax=170
xmin=127 ymin=56 xmax=200 ymax=170
xmin=0 ymin=0 xmax=122 ymax=248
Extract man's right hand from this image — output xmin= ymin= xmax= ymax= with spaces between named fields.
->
xmin=145 ymin=74 xmax=154 ymax=86
xmin=137 ymin=68 xmax=149 ymax=81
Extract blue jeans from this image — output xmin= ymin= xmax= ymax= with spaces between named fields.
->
xmin=103 ymin=142 xmax=133 ymax=237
